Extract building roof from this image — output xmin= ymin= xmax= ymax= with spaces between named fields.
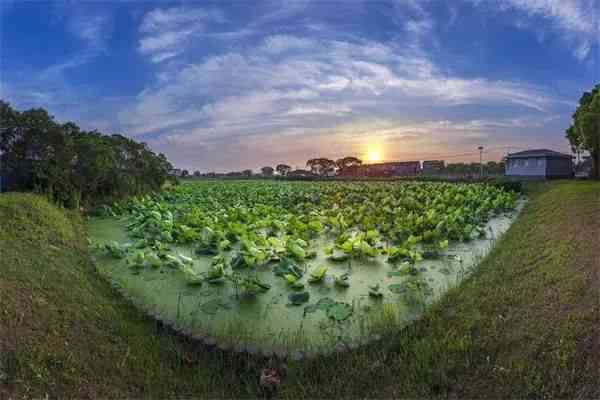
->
xmin=506 ymin=149 xmax=572 ymax=159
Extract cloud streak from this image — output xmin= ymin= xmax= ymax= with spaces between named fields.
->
xmin=3 ymin=1 xmax=586 ymax=172
xmin=468 ymin=0 xmax=598 ymax=60
xmin=138 ymin=6 xmax=227 ymax=63
xmin=120 ymin=11 xmax=569 ymax=170
xmin=123 ymin=34 xmax=560 ymax=137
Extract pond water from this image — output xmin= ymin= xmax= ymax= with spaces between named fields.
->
xmin=87 ymin=202 xmax=523 ymax=354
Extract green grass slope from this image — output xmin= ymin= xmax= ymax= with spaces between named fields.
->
xmin=0 ymin=194 xmax=250 ymax=399
xmin=1 ymin=183 xmax=598 ymax=399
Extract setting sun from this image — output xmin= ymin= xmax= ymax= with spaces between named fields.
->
xmin=365 ymin=144 xmax=383 ymax=163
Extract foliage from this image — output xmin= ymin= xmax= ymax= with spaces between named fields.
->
xmin=326 ymin=302 xmax=353 ymax=321
xmin=275 ymin=164 xmax=291 ymax=176
xmin=566 ymin=83 xmax=600 ymax=179
xmin=273 ymin=257 xmax=304 ymax=278
xmin=0 ymin=101 xmax=173 ymax=207
xmin=285 ymin=273 xmax=305 ymax=289
xmin=261 ymin=166 xmax=274 ymax=176
xmin=316 ymin=297 xmax=336 ymax=310
xmin=434 ymin=161 xmax=505 ymax=176
xmin=307 ymin=266 xmax=328 ymax=283
xmin=306 ymin=158 xmax=336 ymax=176
xmin=334 ymin=272 xmax=350 ymax=288
xmin=335 ymin=156 xmax=363 ymax=175
xmin=3 ymin=184 xmax=597 ymax=399
xmin=102 ymin=241 xmax=131 ymax=259
xmin=288 ymin=291 xmax=310 ymax=305
xmin=206 ymin=258 xmax=227 ymax=284
xmin=99 ymin=180 xmax=517 ymax=301
xmin=368 ymin=283 xmax=384 ymax=298
xmin=492 ymin=178 xmax=523 ymax=193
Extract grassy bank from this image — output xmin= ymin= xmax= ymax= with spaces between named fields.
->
xmin=0 ymin=194 xmax=250 ymax=399
xmin=1 ymin=182 xmax=598 ymax=398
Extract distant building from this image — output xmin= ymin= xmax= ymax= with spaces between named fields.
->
xmin=338 ymin=161 xmax=421 ymax=177
xmin=422 ymin=160 xmax=445 ymax=174
xmin=336 ymin=165 xmax=362 ymax=177
xmin=505 ymin=149 xmax=573 ymax=180
xmin=367 ymin=161 xmax=421 ymax=176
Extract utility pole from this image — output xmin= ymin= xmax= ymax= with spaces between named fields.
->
xmin=478 ymin=146 xmax=484 ymax=179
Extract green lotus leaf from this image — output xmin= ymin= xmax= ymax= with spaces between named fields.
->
xmin=327 ymin=302 xmax=353 ymax=321
xmin=288 ymin=291 xmax=310 ymax=305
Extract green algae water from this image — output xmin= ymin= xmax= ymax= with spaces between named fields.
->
xmin=87 ymin=201 xmax=522 ymax=354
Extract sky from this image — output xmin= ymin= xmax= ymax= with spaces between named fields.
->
xmin=1 ymin=0 xmax=598 ymax=172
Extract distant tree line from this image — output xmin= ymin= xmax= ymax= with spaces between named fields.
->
xmin=191 ymin=157 xmax=505 ymax=179
xmin=439 ymin=161 xmax=505 ymax=176
xmin=0 ymin=100 xmax=173 ymax=208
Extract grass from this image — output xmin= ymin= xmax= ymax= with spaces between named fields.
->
xmin=0 ymin=194 xmax=255 ymax=399
xmin=1 ymin=182 xmax=598 ymax=399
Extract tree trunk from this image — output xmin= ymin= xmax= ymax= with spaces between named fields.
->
xmin=592 ymin=152 xmax=599 ymax=180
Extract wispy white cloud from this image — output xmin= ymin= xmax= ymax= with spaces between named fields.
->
xmin=138 ymin=6 xmax=227 ymax=63
xmin=120 ymin=25 xmax=568 ymax=170
xmin=467 ymin=0 xmax=597 ymax=60
xmin=260 ymin=34 xmax=314 ymax=54
xmin=3 ymin=7 xmax=115 ymax=122
xmin=68 ymin=14 xmax=111 ymax=49
xmin=123 ymin=35 xmax=558 ymax=134
xmin=5 ymin=1 xmax=579 ymax=172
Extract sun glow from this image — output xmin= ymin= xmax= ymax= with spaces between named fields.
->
xmin=365 ymin=144 xmax=383 ymax=163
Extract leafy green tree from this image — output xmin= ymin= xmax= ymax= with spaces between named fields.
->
xmin=276 ymin=164 xmax=291 ymax=176
xmin=72 ymin=132 xmax=117 ymax=206
xmin=306 ymin=158 xmax=336 ymax=176
xmin=485 ymin=161 xmax=505 ymax=175
xmin=335 ymin=156 xmax=362 ymax=170
xmin=335 ymin=156 xmax=362 ymax=176
xmin=567 ymin=84 xmax=600 ymax=179
xmin=261 ymin=166 xmax=274 ymax=176
xmin=0 ymin=100 xmax=173 ymax=206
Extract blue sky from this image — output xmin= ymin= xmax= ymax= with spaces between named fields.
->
xmin=1 ymin=0 xmax=598 ymax=171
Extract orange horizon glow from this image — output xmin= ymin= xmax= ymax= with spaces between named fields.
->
xmin=364 ymin=143 xmax=384 ymax=163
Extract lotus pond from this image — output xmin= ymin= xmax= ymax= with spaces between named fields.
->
xmin=88 ymin=181 xmax=521 ymax=354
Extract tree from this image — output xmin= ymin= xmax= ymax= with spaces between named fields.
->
xmin=567 ymin=84 xmax=600 ymax=179
xmin=485 ymin=161 xmax=505 ymax=175
xmin=306 ymin=158 xmax=336 ymax=176
xmin=335 ymin=156 xmax=362 ymax=170
xmin=242 ymin=169 xmax=253 ymax=177
xmin=288 ymin=169 xmax=314 ymax=177
xmin=261 ymin=166 xmax=274 ymax=176
xmin=181 ymin=169 xmax=189 ymax=177
xmin=275 ymin=164 xmax=291 ymax=176
xmin=193 ymin=170 xmax=201 ymax=177
xmin=0 ymin=100 xmax=173 ymax=206
xmin=335 ymin=156 xmax=362 ymax=176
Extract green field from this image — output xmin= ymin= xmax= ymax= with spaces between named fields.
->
xmin=1 ymin=181 xmax=598 ymax=399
